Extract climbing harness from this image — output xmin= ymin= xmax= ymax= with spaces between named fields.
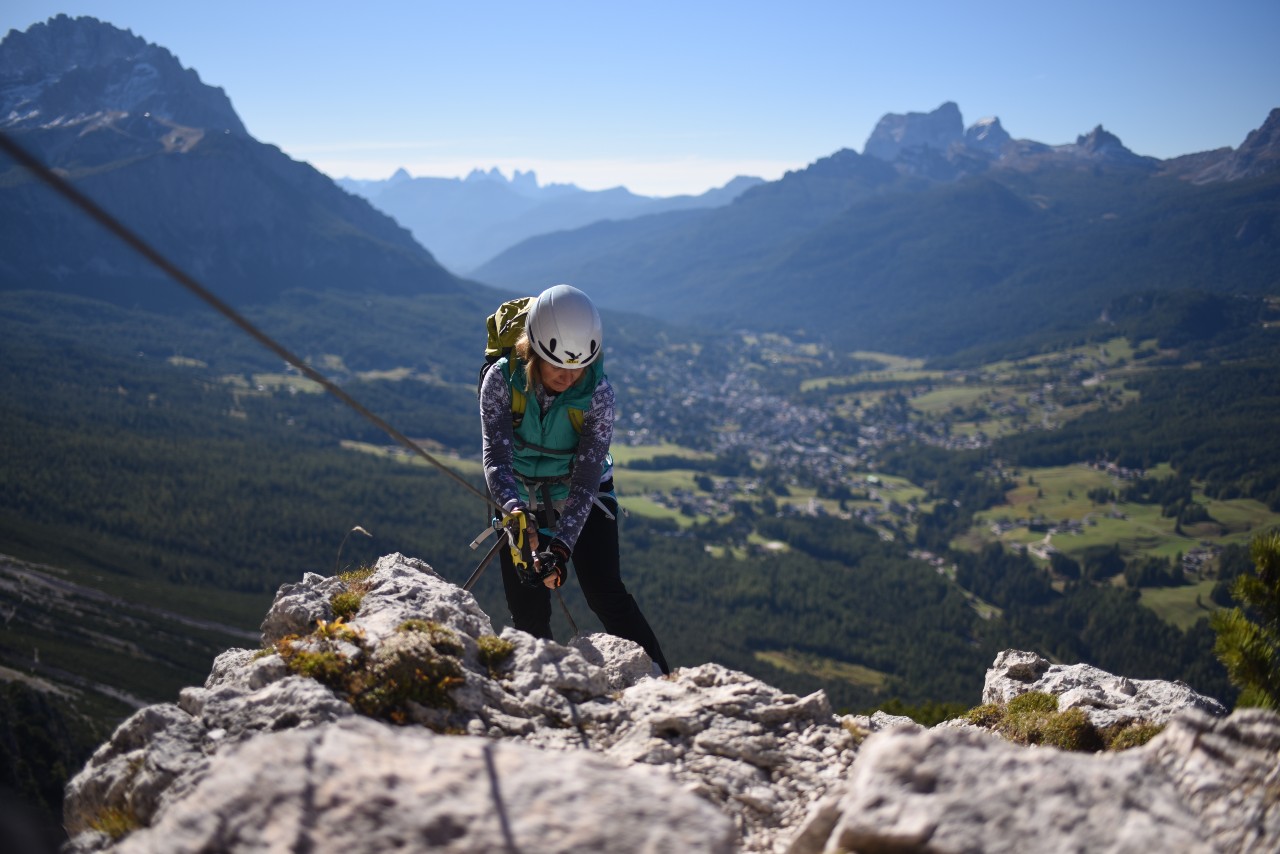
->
xmin=466 ymin=510 xmax=534 ymax=588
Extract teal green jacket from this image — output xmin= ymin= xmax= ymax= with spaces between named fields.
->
xmin=501 ymin=355 xmax=604 ymax=505
xmin=480 ymin=355 xmax=615 ymax=547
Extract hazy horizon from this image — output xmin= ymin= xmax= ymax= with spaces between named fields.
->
xmin=3 ymin=1 xmax=1278 ymax=196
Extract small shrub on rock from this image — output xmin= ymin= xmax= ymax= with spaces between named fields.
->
xmin=354 ymin=632 xmax=465 ymax=723
xmin=477 ymin=634 xmax=516 ymax=677
xmin=1102 ymin=721 xmax=1165 ymax=750
xmin=329 ymin=567 xmax=377 ymax=620
xmin=329 ymin=591 xmax=364 ymax=621
xmin=276 ymin=619 xmax=467 ymax=729
xmin=965 ymin=691 xmax=1153 ymax=753
xmin=89 ymin=806 xmax=140 ymax=840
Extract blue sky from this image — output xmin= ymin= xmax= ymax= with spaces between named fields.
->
xmin=4 ymin=1 xmax=1278 ymax=196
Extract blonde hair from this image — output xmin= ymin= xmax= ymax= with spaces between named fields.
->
xmin=514 ymin=332 xmax=542 ymax=390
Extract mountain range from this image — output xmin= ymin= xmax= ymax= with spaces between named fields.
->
xmin=3 ymin=16 xmax=1277 ymax=361
xmin=475 ymin=102 xmax=1280 ymax=356
xmin=0 ymin=14 xmax=469 ymax=311
xmin=338 ymin=166 xmax=762 ymax=273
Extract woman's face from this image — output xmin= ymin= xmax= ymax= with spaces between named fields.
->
xmin=542 ymin=363 xmax=583 ymax=393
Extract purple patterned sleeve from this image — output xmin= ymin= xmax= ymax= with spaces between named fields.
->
xmin=554 ymin=378 xmax=615 ymax=550
xmin=479 ymin=363 xmax=524 ymax=513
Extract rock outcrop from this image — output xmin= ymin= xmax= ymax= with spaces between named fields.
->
xmin=864 ymin=101 xmax=965 ymax=162
xmin=983 ymin=648 xmax=1228 ymax=727
xmin=62 ymin=553 xmax=1278 ymax=853
xmin=790 ymin=708 xmax=1280 ymax=854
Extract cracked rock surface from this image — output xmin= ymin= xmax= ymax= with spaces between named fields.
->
xmin=63 ymin=553 xmax=1276 ymax=854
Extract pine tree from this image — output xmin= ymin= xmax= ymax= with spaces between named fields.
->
xmin=1211 ymin=530 xmax=1280 ymax=710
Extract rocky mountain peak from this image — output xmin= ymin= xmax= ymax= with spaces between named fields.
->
xmin=1195 ymin=106 xmax=1280 ymax=182
xmin=1 ymin=14 xmax=146 ymax=84
xmin=0 ymin=14 xmax=245 ymax=135
xmin=1051 ymin=124 xmax=1156 ymax=170
xmin=1076 ymin=124 xmax=1128 ymax=154
xmin=464 ymin=166 xmax=504 ymax=183
xmin=863 ymin=101 xmax=965 ymax=162
xmin=964 ymin=115 xmax=1012 ymax=155
xmin=461 ymin=166 xmax=543 ymax=197
xmin=1158 ymin=107 xmax=1280 ymax=183
xmin=510 ymin=167 xmax=540 ymax=194
xmin=58 ymin=553 xmax=1277 ymax=854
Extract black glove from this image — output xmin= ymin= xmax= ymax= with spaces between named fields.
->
xmin=533 ymin=538 xmax=571 ymax=589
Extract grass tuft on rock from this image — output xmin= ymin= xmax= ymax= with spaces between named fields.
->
xmin=276 ymin=619 xmax=466 ymax=728
xmin=330 ymin=566 xmax=377 ymax=620
xmin=964 ymin=691 xmax=1162 ymax=752
xmin=329 ymin=590 xmax=364 ymax=621
xmin=89 ymin=806 xmax=140 ymax=840
xmin=476 ymin=634 xmax=516 ymax=677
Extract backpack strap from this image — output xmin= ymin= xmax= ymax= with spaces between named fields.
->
xmin=503 ymin=358 xmax=587 ymax=439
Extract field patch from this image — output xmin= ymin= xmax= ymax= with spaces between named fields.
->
xmin=1140 ymin=580 xmax=1218 ymax=631
xmin=754 ymin=650 xmax=889 ymax=690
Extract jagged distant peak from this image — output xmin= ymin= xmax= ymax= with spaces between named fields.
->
xmin=0 ymin=14 xmax=148 ymax=80
xmin=1233 ymin=106 xmax=1280 ymax=162
xmin=0 ymin=14 xmax=245 ymax=134
xmin=1076 ymin=125 xmax=1128 ymax=153
xmin=1189 ymin=106 xmax=1280 ymax=183
xmin=965 ymin=116 xmax=1012 ymax=154
xmin=510 ymin=168 xmax=539 ymax=192
xmin=463 ymin=166 xmax=541 ymax=190
xmin=1063 ymin=124 xmax=1156 ymax=168
xmin=388 ymin=167 xmax=412 ymax=182
xmin=864 ymin=101 xmax=965 ymax=162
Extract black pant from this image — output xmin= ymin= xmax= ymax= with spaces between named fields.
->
xmin=499 ymin=498 xmax=670 ymax=674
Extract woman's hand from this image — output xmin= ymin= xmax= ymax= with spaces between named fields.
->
xmin=534 ymin=539 xmax=571 ymax=589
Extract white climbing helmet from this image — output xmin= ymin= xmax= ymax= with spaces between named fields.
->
xmin=526 ymin=284 xmax=603 ymax=368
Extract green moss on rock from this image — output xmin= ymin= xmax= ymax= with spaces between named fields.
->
xmin=964 ymin=691 xmax=1152 ymax=753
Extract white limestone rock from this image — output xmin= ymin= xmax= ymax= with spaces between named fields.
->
xmin=108 ymin=717 xmax=734 ymax=854
xmin=62 ymin=704 xmax=209 ymax=839
xmin=789 ymin=706 xmax=1280 ymax=854
xmin=983 ymin=649 xmax=1228 ymax=728
xmin=570 ymin=631 xmax=655 ymax=689
xmin=64 ymin=555 xmax=858 ymax=853
xmin=64 ymin=554 xmax=1258 ymax=854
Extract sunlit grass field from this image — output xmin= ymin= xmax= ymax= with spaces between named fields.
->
xmin=754 ymin=649 xmax=890 ymax=691
xmin=965 ymin=461 xmax=1280 ymax=625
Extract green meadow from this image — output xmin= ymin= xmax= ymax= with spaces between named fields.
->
xmin=754 ymin=649 xmax=890 ymax=691
xmin=966 ymin=461 xmax=1280 ymax=625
